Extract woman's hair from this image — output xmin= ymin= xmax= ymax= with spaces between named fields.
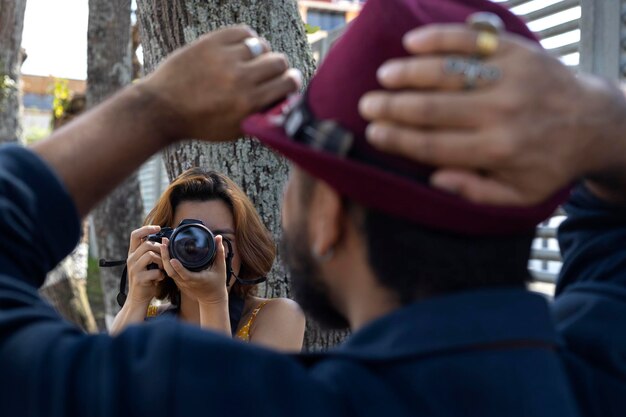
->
xmin=144 ymin=168 xmax=276 ymax=303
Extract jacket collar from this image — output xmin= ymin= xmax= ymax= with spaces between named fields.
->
xmin=302 ymin=288 xmax=560 ymax=362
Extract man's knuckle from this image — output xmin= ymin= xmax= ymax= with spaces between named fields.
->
xmin=423 ymin=28 xmax=443 ymax=50
xmin=412 ymin=97 xmax=436 ymax=123
xmin=231 ymin=65 xmax=248 ymax=84
xmin=432 ymin=63 xmax=448 ymax=86
xmin=274 ymin=55 xmax=289 ymax=72
xmin=494 ymin=96 xmax=518 ymax=118
xmin=466 ymin=187 xmax=486 ymax=204
xmin=236 ymin=94 xmax=254 ymax=114
xmin=396 ymin=129 xmax=419 ymax=153
xmin=419 ymin=136 xmax=439 ymax=163
xmin=487 ymin=141 xmax=514 ymax=161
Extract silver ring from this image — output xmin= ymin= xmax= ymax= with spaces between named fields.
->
xmin=244 ymin=37 xmax=265 ymax=59
xmin=444 ymin=57 xmax=501 ymax=90
xmin=467 ymin=12 xmax=505 ymax=35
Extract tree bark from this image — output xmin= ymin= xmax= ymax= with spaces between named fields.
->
xmin=40 ymin=97 xmax=98 ymax=333
xmin=88 ymin=0 xmax=145 ymax=329
xmin=41 ymin=222 xmax=98 ymax=332
xmin=135 ymin=0 xmax=347 ymax=350
xmin=0 ymin=0 xmax=27 ymax=143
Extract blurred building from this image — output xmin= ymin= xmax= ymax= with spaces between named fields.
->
xmin=298 ymin=0 xmax=364 ymax=31
xmin=21 ymin=75 xmax=85 ymax=143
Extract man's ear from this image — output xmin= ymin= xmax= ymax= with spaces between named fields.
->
xmin=307 ymin=179 xmax=343 ymax=259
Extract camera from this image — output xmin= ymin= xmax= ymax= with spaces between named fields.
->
xmin=102 ymin=218 xmax=266 ymax=308
xmin=147 ymin=219 xmax=217 ymax=272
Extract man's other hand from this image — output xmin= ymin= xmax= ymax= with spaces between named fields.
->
xmin=359 ymin=24 xmax=626 ymax=206
xmin=141 ymin=25 xmax=302 ymax=142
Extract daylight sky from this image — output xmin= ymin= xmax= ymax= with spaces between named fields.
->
xmin=21 ymin=0 xmax=89 ymax=80
xmin=20 ymin=0 xmax=580 ymax=81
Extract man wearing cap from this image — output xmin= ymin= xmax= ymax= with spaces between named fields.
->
xmin=0 ymin=1 xmax=625 ymax=417
xmin=357 ymin=13 xmax=626 ymax=417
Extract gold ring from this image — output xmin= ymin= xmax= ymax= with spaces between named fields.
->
xmin=467 ymin=12 xmax=504 ymax=57
xmin=475 ymin=31 xmax=499 ymax=57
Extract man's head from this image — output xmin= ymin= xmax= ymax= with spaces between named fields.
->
xmin=280 ymin=167 xmax=534 ymax=330
xmin=244 ymin=0 xmax=564 ymax=329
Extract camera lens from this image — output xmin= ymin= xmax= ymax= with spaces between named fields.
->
xmin=170 ymin=224 xmax=216 ymax=271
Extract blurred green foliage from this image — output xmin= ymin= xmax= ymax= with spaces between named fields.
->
xmin=51 ymin=78 xmax=71 ymax=120
xmin=305 ymin=23 xmax=321 ymax=34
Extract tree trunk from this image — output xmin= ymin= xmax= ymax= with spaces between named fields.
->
xmin=88 ymin=0 xmax=145 ymax=329
xmin=40 ymin=96 xmax=98 ymax=333
xmin=0 ymin=0 xmax=27 ymax=143
xmin=135 ymin=0 xmax=347 ymax=351
xmin=41 ymin=222 xmax=98 ymax=332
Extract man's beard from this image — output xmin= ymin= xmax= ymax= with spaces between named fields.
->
xmin=280 ymin=222 xmax=350 ymax=330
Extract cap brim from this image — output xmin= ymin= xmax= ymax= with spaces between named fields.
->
xmin=243 ymin=99 xmax=570 ymax=236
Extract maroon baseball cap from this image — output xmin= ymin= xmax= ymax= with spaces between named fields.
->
xmin=243 ymin=0 xmax=569 ymax=236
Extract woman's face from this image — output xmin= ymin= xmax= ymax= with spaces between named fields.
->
xmin=172 ymin=199 xmax=241 ymax=291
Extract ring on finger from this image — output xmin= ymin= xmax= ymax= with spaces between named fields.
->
xmin=443 ymin=57 xmax=501 ymax=90
xmin=467 ymin=12 xmax=504 ymax=57
xmin=244 ymin=37 xmax=265 ymax=59
xmin=475 ymin=31 xmax=499 ymax=57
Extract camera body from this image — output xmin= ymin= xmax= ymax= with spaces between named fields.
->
xmin=147 ymin=219 xmax=217 ymax=272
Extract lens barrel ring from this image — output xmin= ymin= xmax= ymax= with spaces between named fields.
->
xmin=169 ymin=221 xmax=217 ymax=272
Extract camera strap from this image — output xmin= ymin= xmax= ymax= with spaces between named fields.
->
xmin=223 ymin=238 xmax=267 ymax=287
xmin=99 ymin=259 xmax=129 ymax=307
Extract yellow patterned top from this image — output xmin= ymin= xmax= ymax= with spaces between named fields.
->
xmin=146 ymin=305 xmax=159 ymax=318
xmin=145 ymin=301 xmax=270 ymax=343
xmin=235 ymin=300 xmax=270 ymax=342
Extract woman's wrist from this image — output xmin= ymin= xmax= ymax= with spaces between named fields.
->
xmin=198 ymin=293 xmax=231 ymax=335
xmin=197 ymin=290 xmax=229 ymax=307
xmin=110 ymin=297 xmax=150 ymax=335
xmin=125 ymin=291 xmax=153 ymax=311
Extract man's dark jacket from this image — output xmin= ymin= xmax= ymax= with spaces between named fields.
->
xmin=0 ymin=146 xmax=624 ymax=416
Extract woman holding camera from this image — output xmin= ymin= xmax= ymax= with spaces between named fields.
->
xmin=109 ymin=168 xmax=306 ymax=352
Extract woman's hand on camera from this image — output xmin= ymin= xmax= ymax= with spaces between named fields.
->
xmin=126 ymin=225 xmax=166 ymax=306
xmin=160 ymin=235 xmax=229 ymax=305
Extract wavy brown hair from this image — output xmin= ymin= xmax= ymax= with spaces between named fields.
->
xmin=144 ymin=168 xmax=276 ymax=303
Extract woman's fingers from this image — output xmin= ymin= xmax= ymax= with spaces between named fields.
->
xmin=159 ymin=238 xmax=181 ymax=281
xmin=128 ymin=240 xmax=162 ymax=265
xmin=128 ymin=225 xmax=160 ymax=253
xmin=134 ymin=250 xmax=164 ymax=272
xmin=141 ymin=269 xmax=165 ymax=284
xmin=168 ymin=258 xmax=188 ymax=281
xmin=212 ymin=236 xmax=227 ymax=275
xmin=163 ymin=236 xmax=229 ymax=293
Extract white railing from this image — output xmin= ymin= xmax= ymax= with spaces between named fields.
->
xmin=497 ymin=0 xmax=583 ymax=284
xmin=495 ymin=0 xmax=581 ymax=68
